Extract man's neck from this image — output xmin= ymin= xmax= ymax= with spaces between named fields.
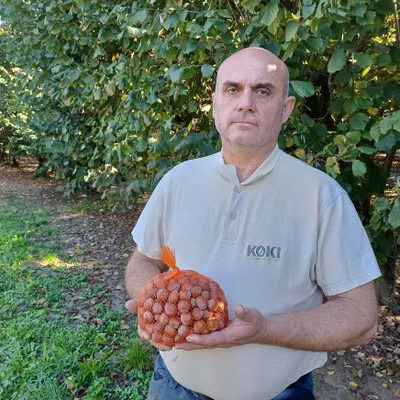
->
xmin=222 ymin=144 xmax=276 ymax=183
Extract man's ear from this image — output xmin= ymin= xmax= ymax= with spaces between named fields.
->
xmin=281 ymin=96 xmax=296 ymax=124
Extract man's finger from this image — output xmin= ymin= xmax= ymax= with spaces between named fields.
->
xmin=175 ymin=342 xmax=209 ymax=351
xmin=149 ymin=340 xmax=173 ymax=352
xmin=138 ymin=326 xmax=150 ymax=340
xmin=234 ymin=304 xmax=251 ymax=321
xmin=125 ymin=299 xmax=138 ymax=313
xmin=186 ymin=330 xmax=225 ymax=345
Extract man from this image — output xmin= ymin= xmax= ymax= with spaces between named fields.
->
xmin=125 ymin=47 xmax=381 ymax=400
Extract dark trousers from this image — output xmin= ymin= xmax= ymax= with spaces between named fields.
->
xmin=146 ymin=354 xmax=315 ymax=400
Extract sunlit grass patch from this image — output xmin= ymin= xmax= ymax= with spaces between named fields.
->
xmin=37 ymin=253 xmax=76 ymax=268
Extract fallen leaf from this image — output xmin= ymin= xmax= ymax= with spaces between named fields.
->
xmin=387 ymin=363 xmax=400 ymax=374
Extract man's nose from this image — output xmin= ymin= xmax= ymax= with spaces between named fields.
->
xmin=236 ymin=89 xmax=255 ymax=112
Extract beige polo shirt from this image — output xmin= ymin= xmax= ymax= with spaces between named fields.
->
xmin=132 ymin=145 xmax=381 ymax=400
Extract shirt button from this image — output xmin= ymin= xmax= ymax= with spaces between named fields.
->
xmin=234 ymin=186 xmax=243 ymax=193
xmin=230 ymin=212 xmax=237 ymax=219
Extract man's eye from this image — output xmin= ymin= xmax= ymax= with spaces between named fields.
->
xmin=257 ymin=89 xmax=270 ymax=96
xmin=226 ymin=87 xmax=238 ymax=93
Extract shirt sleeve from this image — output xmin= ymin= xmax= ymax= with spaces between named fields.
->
xmin=315 ymin=192 xmax=382 ymax=296
xmin=131 ymin=175 xmax=169 ymax=260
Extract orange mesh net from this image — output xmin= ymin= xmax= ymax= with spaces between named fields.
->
xmin=137 ymin=245 xmax=229 ymax=346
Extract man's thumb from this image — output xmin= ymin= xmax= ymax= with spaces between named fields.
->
xmin=234 ymin=305 xmax=252 ymax=322
xmin=125 ymin=299 xmax=138 ymax=313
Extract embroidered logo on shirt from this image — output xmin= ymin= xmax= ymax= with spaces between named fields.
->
xmin=247 ymin=245 xmax=281 ymax=261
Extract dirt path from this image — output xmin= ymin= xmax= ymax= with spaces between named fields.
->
xmin=1 ymin=159 xmax=399 ymax=400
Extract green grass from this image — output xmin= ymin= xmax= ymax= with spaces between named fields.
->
xmin=0 ymin=193 xmax=155 ymax=399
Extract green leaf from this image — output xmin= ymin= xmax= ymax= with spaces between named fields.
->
xmin=315 ymin=0 xmax=326 ymax=18
xmin=260 ymin=0 xmax=279 ymax=25
xmin=163 ymin=13 xmax=180 ymax=29
xmin=357 ymin=146 xmax=376 ymax=155
xmin=99 ymin=14 xmax=109 ymax=24
xmin=169 ymin=66 xmax=184 ymax=83
xmin=343 ymin=98 xmax=357 ymax=114
xmin=285 ymin=20 xmax=299 ymax=42
xmin=105 ymin=83 xmax=116 ymax=96
xmin=326 ymin=156 xmax=340 ymax=176
xmin=137 ymin=136 xmax=147 ymax=152
xmin=264 ymin=41 xmax=281 ymax=55
xmin=301 ymin=114 xmax=315 ymax=127
xmin=201 ymin=64 xmax=215 ymax=78
xmin=147 ymin=92 xmax=158 ymax=105
xmin=178 ymin=10 xmax=188 ymax=22
xmin=268 ymin=13 xmax=282 ymax=35
xmin=242 ymin=0 xmax=262 ymax=13
xmin=187 ymin=23 xmax=203 ymax=35
xmin=305 ymin=37 xmax=324 ymax=52
xmin=357 ymin=10 xmax=376 ymax=25
xmin=388 ymin=200 xmax=400 ymax=228
xmin=132 ymin=10 xmax=148 ymax=24
xmin=356 ymin=97 xmax=373 ymax=109
xmin=282 ymin=42 xmax=298 ymax=61
xmin=334 ymin=70 xmax=352 ymax=85
xmin=311 ymin=123 xmax=327 ymax=137
xmin=291 ymin=80 xmax=315 ymax=97
xmin=376 ymin=54 xmax=392 ymax=66
xmin=393 ymin=120 xmax=400 ymax=132
xmin=332 ymin=98 xmax=344 ymax=116
xmin=333 ymin=134 xmax=346 ymax=146
xmin=373 ymin=197 xmax=389 ymax=212
xmin=217 ymin=9 xmax=232 ymax=19
xmin=354 ymin=3 xmax=367 ymax=17
xmin=165 ymin=48 xmax=178 ymax=64
xmin=183 ymin=39 xmax=197 ymax=54
xmin=346 ymin=131 xmax=361 ymax=144
xmin=350 ymin=113 xmax=369 ymax=130
xmin=302 ymin=3 xmax=316 ymax=19
xmin=352 ymin=160 xmax=367 ymax=177
xmin=51 ymin=23 xmax=62 ymax=34
xmin=369 ymin=123 xmax=382 ymax=141
xmin=68 ymin=70 xmax=80 ymax=82
xmin=355 ymin=53 xmax=373 ymax=69
xmin=127 ymin=26 xmax=143 ymax=37
xmin=375 ymin=133 xmax=396 ymax=151
xmin=379 ymin=116 xmax=392 ymax=134
xmin=105 ymin=133 xmax=115 ymax=144
xmin=328 ymin=48 xmax=346 ymax=73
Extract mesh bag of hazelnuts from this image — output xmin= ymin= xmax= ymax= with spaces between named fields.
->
xmin=137 ymin=245 xmax=229 ymax=346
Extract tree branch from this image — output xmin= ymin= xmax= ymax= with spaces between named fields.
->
xmin=394 ymin=0 xmax=400 ymax=48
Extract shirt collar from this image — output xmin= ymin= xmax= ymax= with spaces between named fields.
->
xmin=216 ymin=144 xmax=281 ymax=185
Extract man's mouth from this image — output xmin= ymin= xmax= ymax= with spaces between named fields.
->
xmin=232 ymin=121 xmax=257 ymax=126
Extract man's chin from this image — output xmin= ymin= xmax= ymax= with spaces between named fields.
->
xmin=228 ymin=139 xmax=265 ymax=149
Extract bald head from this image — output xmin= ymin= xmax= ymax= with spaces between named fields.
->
xmin=216 ymin=47 xmax=290 ymax=98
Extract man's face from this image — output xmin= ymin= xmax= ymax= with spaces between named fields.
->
xmin=212 ymin=49 xmax=295 ymax=151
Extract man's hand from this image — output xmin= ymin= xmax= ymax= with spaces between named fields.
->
xmin=175 ymin=304 xmax=266 ymax=351
xmin=125 ymin=299 xmax=138 ymax=313
xmin=125 ymin=299 xmax=173 ymax=352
